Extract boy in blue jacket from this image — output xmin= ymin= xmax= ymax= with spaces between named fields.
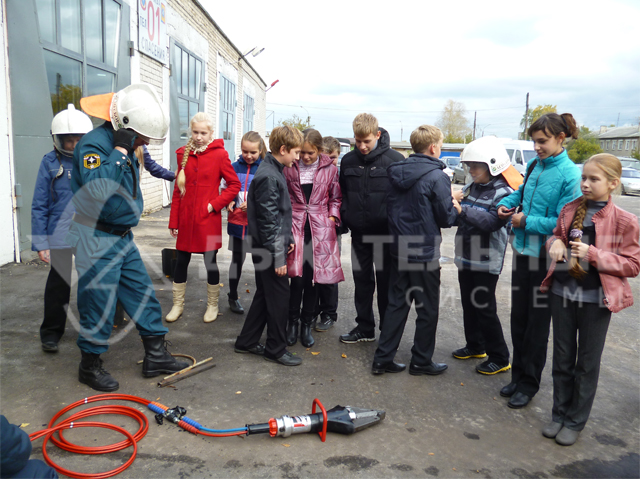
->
xmin=31 ymin=105 xmax=93 ymax=353
xmin=371 ymin=125 xmax=457 ymax=376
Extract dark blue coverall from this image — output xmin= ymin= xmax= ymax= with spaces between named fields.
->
xmin=66 ymin=122 xmax=168 ymax=354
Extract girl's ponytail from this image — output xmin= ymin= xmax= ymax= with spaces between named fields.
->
xmin=568 ymin=196 xmax=589 ymax=280
xmin=259 ymin=137 xmax=267 ymax=159
xmin=177 ymin=138 xmax=194 ymax=196
xmin=560 ymin=113 xmax=579 ymax=140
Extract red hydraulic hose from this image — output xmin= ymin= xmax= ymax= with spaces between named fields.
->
xmin=28 ymin=393 xmax=246 ymax=478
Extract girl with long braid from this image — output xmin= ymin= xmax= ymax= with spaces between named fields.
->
xmin=540 ymin=154 xmax=640 ymax=446
xmin=166 ymin=112 xmax=241 ymax=323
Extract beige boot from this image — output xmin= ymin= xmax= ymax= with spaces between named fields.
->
xmin=165 ymin=282 xmax=186 ymax=322
xmin=203 ymin=283 xmax=220 ymax=323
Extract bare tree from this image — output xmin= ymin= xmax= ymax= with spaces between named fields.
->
xmin=436 ymin=100 xmax=471 ymax=143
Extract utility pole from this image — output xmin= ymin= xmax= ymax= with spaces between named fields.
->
xmin=473 ymin=111 xmax=477 ymax=141
xmin=522 ymin=92 xmax=530 ymax=140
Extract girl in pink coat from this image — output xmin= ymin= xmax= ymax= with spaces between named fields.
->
xmin=284 ymin=129 xmax=343 ymax=348
xmin=540 ymin=154 xmax=640 ymax=446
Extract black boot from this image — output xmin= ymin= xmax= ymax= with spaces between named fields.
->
xmin=286 ymin=318 xmax=299 ymax=346
xmin=141 ymin=335 xmax=190 ymax=378
xmin=300 ymin=316 xmax=316 ymax=348
xmin=79 ymin=351 xmax=119 ymax=392
xmin=228 ymin=294 xmax=244 ymax=314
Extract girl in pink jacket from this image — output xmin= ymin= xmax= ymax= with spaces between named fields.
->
xmin=284 ymin=129 xmax=344 ymax=348
xmin=540 ymin=154 xmax=640 ymax=446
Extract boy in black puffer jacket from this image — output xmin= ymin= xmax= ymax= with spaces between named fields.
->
xmin=371 ymin=125 xmax=457 ymax=376
xmin=339 ymin=113 xmax=404 ymax=344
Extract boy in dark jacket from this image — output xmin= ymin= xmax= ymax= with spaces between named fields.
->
xmin=372 ymin=125 xmax=456 ymax=376
xmin=234 ymin=126 xmax=303 ymax=366
xmin=339 ymin=113 xmax=404 ymax=343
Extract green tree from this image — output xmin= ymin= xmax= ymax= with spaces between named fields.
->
xmin=436 ymin=100 xmax=470 ymax=143
xmin=630 ymin=149 xmax=640 ymax=160
xmin=50 ymin=84 xmax=82 ymax=116
xmin=520 ymin=104 xmax=557 ymax=131
xmin=567 ymin=126 xmax=602 ymax=162
xmin=276 ymin=114 xmax=313 ymax=131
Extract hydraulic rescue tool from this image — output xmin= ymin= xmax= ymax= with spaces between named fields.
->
xmin=28 ymin=394 xmax=385 ymax=478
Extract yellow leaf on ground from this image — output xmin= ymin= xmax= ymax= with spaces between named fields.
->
xmin=341 ymin=353 xmax=347 ymax=358
xmin=236 ymin=391 xmax=242 ymax=394
xmin=282 ymin=444 xmax=290 ymax=447
xmin=460 ymin=382 xmax=464 ymax=386
xmin=428 ymin=453 xmax=434 ymax=456
xmin=311 ymin=352 xmax=320 ymax=356
xmin=20 ymin=423 xmax=29 ymax=428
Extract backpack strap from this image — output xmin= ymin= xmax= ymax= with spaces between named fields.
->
xmin=520 ymin=159 xmax=538 ymax=203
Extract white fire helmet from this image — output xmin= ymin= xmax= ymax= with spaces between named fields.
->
xmin=110 ymin=83 xmax=169 ymax=145
xmin=460 ymin=136 xmax=511 ymax=177
xmin=51 ymin=104 xmax=93 ymax=155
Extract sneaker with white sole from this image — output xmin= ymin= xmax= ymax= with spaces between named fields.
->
xmin=339 ymin=329 xmax=375 ymax=344
xmin=476 ymin=360 xmax=511 ymax=375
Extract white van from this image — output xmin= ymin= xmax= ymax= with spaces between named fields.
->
xmin=498 ymin=139 xmax=536 ymax=175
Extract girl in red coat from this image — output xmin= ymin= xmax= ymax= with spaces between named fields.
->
xmin=284 ymin=129 xmax=344 ymax=347
xmin=166 ymin=112 xmax=241 ymax=323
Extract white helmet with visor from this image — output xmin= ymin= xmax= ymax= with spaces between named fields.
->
xmin=460 ymin=136 xmax=511 ymax=177
xmin=51 ymin=104 xmax=93 ymax=155
xmin=110 ymin=83 xmax=169 ymax=145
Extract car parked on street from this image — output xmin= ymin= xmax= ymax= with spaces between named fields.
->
xmin=440 ymin=156 xmax=459 ymax=182
xmin=618 ymin=156 xmax=640 ymax=170
xmin=452 ymin=163 xmax=467 ymax=184
xmin=621 ymin=167 xmax=640 ymax=195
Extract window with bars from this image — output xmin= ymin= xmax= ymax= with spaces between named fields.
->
xmin=219 ymin=75 xmax=237 ymax=159
xmin=36 ymin=0 xmax=122 ymax=116
xmin=171 ymin=43 xmax=204 ymax=142
xmin=243 ymin=93 xmax=255 ymax=133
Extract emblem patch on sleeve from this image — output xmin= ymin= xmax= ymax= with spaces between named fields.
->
xmin=83 ymin=153 xmax=101 ymax=169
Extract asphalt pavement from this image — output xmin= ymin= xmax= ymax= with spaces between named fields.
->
xmin=1 ymin=189 xmax=639 ymax=478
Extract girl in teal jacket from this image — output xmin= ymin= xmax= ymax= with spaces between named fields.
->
xmin=495 ymin=113 xmax=582 ymax=409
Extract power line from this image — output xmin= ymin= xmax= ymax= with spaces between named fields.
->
xmin=267 ymin=102 xmax=523 ymax=114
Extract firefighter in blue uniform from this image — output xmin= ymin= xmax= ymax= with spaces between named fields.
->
xmin=67 ymin=83 xmax=188 ymax=392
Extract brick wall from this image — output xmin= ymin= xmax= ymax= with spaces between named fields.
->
xmin=134 ymin=1 xmax=267 ymax=214
xmin=138 ymin=53 xmax=166 ymax=213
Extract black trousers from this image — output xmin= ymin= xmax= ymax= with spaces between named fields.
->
xmin=235 ymin=253 xmax=289 ymax=360
xmin=228 ymin=236 xmax=249 ymax=300
xmin=510 ymin=248 xmax=551 ymax=397
xmin=458 ymin=268 xmax=510 ymax=364
xmin=40 ymin=248 xmax=73 ymax=343
xmin=351 ymin=234 xmax=391 ymax=335
xmin=173 ymin=249 xmax=219 ymax=285
xmin=316 ymin=283 xmax=338 ymax=320
xmin=289 ymin=229 xmax=318 ymax=323
xmin=550 ymin=293 xmax=611 ymax=431
xmin=374 ymin=257 xmax=440 ymax=366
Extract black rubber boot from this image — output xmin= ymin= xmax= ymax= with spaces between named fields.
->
xmin=78 ymin=351 xmax=119 ymax=392
xmin=300 ymin=316 xmax=315 ymax=348
xmin=286 ymin=318 xmax=299 ymax=346
xmin=141 ymin=335 xmax=190 ymax=378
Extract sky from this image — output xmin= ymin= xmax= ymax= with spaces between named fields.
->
xmin=200 ymin=0 xmax=640 ymax=142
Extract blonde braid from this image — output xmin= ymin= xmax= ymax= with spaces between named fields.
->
xmin=568 ymin=197 xmax=589 ymax=280
xmin=177 ymin=138 xmax=195 ymax=196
